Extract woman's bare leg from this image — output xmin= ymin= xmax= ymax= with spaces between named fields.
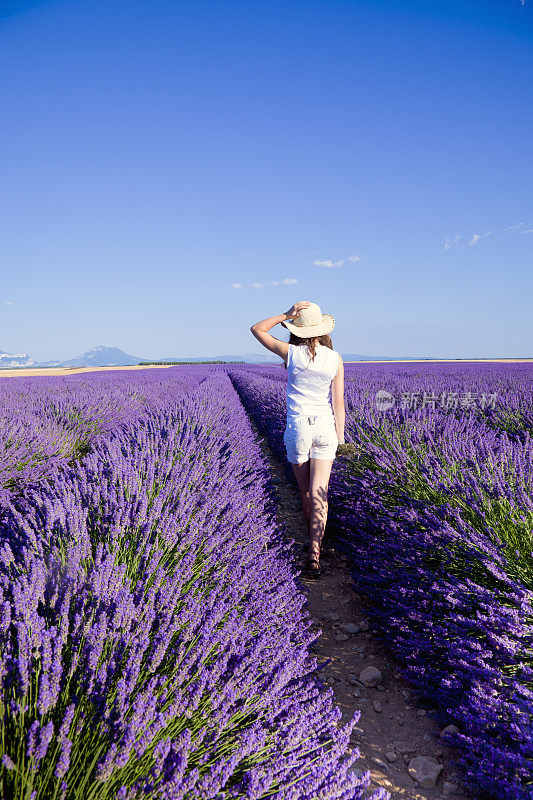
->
xmin=290 ymin=460 xmax=311 ymax=531
xmin=308 ymin=458 xmax=334 ymax=563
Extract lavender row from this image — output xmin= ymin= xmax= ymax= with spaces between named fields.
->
xmin=240 ymin=361 xmax=533 ymax=440
xmin=0 ymin=366 xmax=214 ymax=501
xmin=0 ymin=370 xmax=384 ymax=800
xmin=227 ymin=365 xmax=533 ymax=800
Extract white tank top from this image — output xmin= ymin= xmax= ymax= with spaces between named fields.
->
xmin=286 ymin=343 xmax=341 ymax=420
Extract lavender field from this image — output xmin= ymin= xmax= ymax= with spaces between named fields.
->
xmin=0 ymin=363 xmax=532 ymax=799
xmin=0 ymin=367 xmax=387 ymax=800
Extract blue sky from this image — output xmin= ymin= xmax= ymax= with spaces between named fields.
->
xmin=1 ymin=0 xmax=531 ymax=360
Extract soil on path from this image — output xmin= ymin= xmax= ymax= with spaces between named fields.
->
xmin=250 ymin=421 xmax=472 ymax=800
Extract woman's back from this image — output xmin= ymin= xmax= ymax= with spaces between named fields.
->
xmin=286 ymin=343 xmax=341 ymax=420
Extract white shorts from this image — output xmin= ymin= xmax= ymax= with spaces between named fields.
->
xmin=283 ymin=415 xmax=339 ymax=464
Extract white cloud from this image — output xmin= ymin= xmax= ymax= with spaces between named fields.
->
xmin=503 ymin=222 xmax=533 ymax=235
xmin=4 ymin=301 xmax=15 ymax=305
xmin=444 ymin=231 xmax=490 ymax=250
xmin=445 ymin=222 xmax=531 ymax=252
xmin=230 ymin=277 xmax=298 ymax=290
xmin=312 ymin=252 xmax=362 ymax=267
xmin=313 ymin=259 xmax=345 ymax=268
xmin=443 ymin=234 xmax=461 ymax=251
xmin=469 ymin=231 xmax=492 ymax=246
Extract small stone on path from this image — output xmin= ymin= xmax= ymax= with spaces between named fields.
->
xmin=372 ymin=700 xmax=382 ymax=713
xmin=407 ymin=756 xmax=443 ymax=788
xmin=339 ymin=622 xmax=360 ymax=633
xmin=359 ymin=666 xmax=382 ymax=687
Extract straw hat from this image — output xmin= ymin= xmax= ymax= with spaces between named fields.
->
xmin=280 ymin=301 xmax=335 ymax=338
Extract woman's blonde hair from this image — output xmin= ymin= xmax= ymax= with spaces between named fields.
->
xmin=283 ymin=332 xmax=333 ymax=370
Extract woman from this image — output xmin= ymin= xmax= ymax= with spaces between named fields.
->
xmin=250 ymin=300 xmax=345 ymax=578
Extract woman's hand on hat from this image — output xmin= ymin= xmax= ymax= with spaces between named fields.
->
xmin=285 ymin=301 xmax=311 ymax=320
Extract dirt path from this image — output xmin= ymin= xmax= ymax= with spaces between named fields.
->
xmin=249 ymin=419 xmax=471 ymax=800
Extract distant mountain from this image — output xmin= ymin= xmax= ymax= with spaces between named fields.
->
xmin=59 ymin=345 xmax=145 ymax=368
xmin=51 ymin=348 xmax=430 ymax=368
xmin=1 ymin=343 xmax=474 ymax=372
xmin=0 ymin=348 xmax=34 ymax=367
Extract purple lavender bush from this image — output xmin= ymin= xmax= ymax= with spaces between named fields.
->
xmin=0 ymin=370 xmax=383 ymax=800
xmin=0 ymin=366 xmax=212 ymax=502
xmin=228 ymin=363 xmax=533 ymax=800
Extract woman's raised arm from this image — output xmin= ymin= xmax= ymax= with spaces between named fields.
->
xmin=250 ymin=302 xmax=310 ymax=361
